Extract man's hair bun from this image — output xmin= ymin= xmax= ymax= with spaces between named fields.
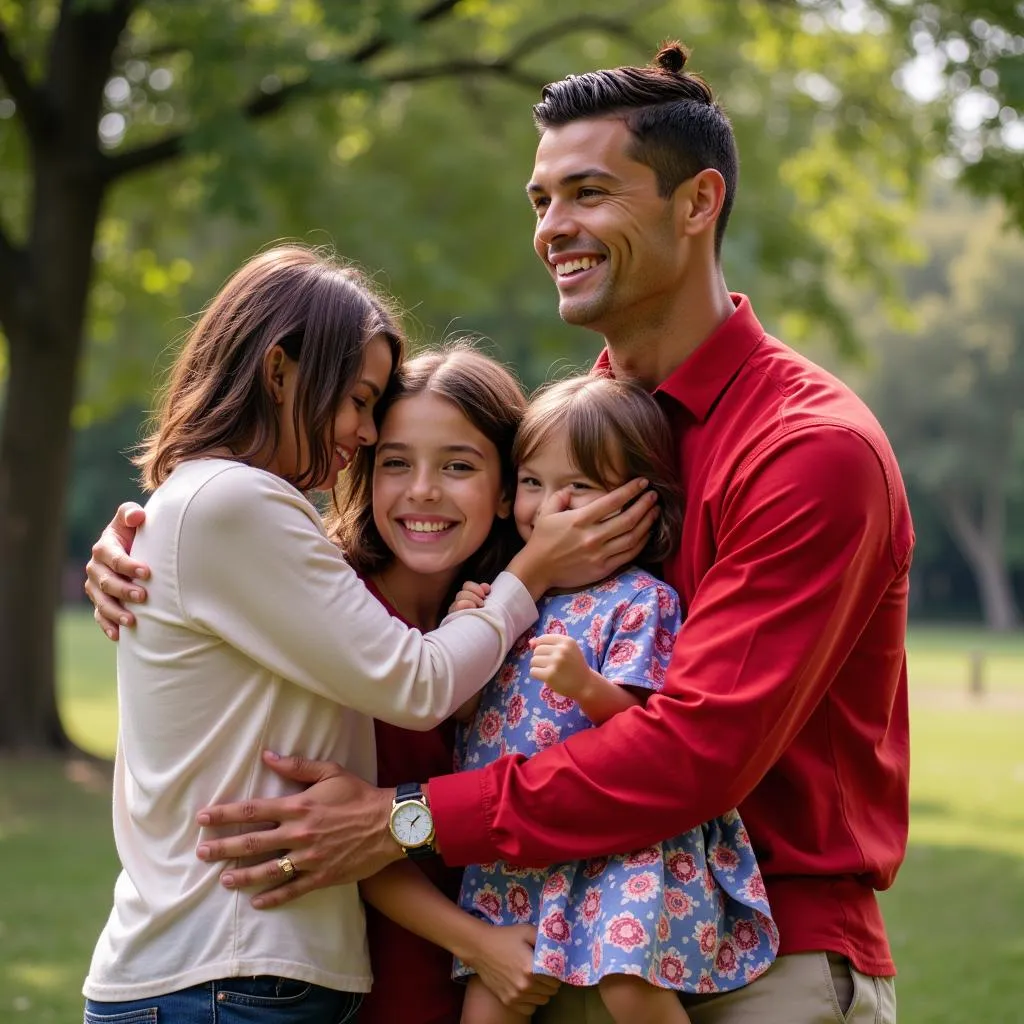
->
xmin=655 ymin=42 xmax=689 ymax=74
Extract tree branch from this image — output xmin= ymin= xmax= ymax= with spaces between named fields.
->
xmin=120 ymin=39 xmax=187 ymax=62
xmin=0 ymin=26 xmax=50 ymax=139
xmin=381 ymin=59 xmax=544 ymax=90
xmin=102 ymin=0 xmax=467 ymax=182
xmin=348 ymin=0 xmax=464 ymax=64
xmin=501 ymin=15 xmax=646 ymax=67
xmin=101 ymin=4 xmax=635 ymax=184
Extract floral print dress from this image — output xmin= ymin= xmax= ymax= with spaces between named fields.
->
xmin=455 ymin=567 xmax=779 ymax=993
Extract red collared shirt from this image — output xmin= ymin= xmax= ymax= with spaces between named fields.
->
xmin=429 ymin=295 xmax=913 ymax=976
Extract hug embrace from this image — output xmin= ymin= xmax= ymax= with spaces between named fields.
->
xmin=83 ymin=41 xmax=912 ymax=1024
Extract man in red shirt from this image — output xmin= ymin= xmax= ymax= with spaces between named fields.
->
xmin=89 ymin=43 xmax=910 ymax=1023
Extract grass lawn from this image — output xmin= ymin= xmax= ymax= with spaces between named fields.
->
xmin=0 ymin=609 xmax=1022 ymax=1022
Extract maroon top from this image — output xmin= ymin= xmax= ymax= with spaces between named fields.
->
xmin=430 ymin=295 xmax=913 ymax=977
xmin=358 ymin=579 xmax=464 ymax=1024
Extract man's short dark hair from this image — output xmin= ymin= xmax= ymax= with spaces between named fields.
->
xmin=533 ymin=42 xmax=738 ymax=258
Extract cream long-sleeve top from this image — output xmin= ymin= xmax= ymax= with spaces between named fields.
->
xmin=83 ymin=458 xmax=537 ymax=1001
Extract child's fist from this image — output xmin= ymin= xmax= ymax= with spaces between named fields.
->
xmin=528 ymin=633 xmax=589 ymax=697
xmin=449 ymin=580 xmax=491 ymax=613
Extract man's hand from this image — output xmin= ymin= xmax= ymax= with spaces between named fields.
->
xmin=195 ymin=751 xmax=402 ymax=909
xmin=84 ymin=502 xmax=151 ymax=638
xmin=529 ymin=634 xmax=591 ymax=699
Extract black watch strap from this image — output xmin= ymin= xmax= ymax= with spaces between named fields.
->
xmin=396 ymin=781 xmax=422 ymax=801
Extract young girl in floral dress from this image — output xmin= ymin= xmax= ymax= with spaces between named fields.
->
xmin=453 ymin=375 xmax=779 ymax=1024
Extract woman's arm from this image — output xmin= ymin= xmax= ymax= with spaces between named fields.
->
xmin=174 ymin=466 xmax=536 ymax=731
xmin=85 ymin=479 xmax=658 ymax=635
xmin=359 ymin=862 xmax=559 ymax=1013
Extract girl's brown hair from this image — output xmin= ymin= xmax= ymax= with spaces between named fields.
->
xmin=330 ymin=340 xmax=527 ymax=584
xmin=135 ymin=244 xmax=404 ymax=492
xmin=513 ymin=375 xmax=683 ymax=565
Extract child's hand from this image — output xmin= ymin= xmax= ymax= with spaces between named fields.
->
xmin=449 ymin=580 xmax=490 ymax=614
xmin=529 ymin=634 xmax=590 ymax=698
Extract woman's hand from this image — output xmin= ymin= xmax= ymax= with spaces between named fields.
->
xmin=83 ymin=502 xmax=152 ymax=638
xmin=449 ymin=580 xmax=490 ymax=613
xmin=459 ymin=922 xmax=560 ymax=1013
xmin=506 ymin=479 xmax=658 ymax=600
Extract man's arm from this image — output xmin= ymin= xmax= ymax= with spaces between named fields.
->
xmin=429 ymin=425 xmax=913 ymax=867
xmin=194 ymin=428 xmax=909 ymax=903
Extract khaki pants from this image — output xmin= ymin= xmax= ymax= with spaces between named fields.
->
xmin=533 ymin=953 xmax=897 ymax=1024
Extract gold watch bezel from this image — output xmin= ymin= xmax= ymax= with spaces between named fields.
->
xmin=388 ymin=791 xmax=436 ymax=853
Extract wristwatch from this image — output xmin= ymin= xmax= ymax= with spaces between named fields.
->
xmin=388 ymin=782 xmax=436 ymax=860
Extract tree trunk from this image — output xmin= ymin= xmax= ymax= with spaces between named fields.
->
xmin=970 ymin=549 xmax=1023 ymax=632
xmin=0 ymin=0 xmax=131 ymax=754
xmin=944 ymin=491 xmax=1023 ymax=632
xmin=0 ymin=180 xmax=106 ymax=752
xmin=0 ymin=322 xmax=84 ymax=752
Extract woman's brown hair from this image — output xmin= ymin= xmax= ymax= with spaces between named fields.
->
xmin=514 ymin=375 xmax=683 ymax=565
xmin=135 ymin=244 xmax=404 ymax=492
xmin=330 ymin=340 xmax=527 ymax=584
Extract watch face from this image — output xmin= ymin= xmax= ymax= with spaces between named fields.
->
xmin=391 ymin=800 xmax=433 ymax=847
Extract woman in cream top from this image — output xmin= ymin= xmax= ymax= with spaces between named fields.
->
xmin=84 ymin=459 xmax=537 ymax=1003
xmin=82 ymin=247 xmax=539 ymax=1018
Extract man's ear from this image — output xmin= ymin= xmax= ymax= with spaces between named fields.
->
xmin=263 ymin=344 xmax=288 ymax=405
xmin=675 ymin=167 xmax=726 ymax=242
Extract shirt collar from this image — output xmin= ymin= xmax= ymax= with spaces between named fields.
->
xmin=593 ymin=294 xmax=766 ymax=423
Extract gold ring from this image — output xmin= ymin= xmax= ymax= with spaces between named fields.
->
xmin=277 ymin=855 xmax=296 ymax=879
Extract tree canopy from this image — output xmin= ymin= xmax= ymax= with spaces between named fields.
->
xmin=0 ymin=0 xmax=1022 ymax=752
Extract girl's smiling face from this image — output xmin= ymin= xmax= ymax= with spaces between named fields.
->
xmin=372 ymin=391 xmax=511 ymax=586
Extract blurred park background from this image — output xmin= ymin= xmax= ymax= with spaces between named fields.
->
xmin=1 ymin=0 xmax=1022 ymax=1021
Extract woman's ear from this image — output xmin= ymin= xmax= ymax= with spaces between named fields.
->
xmin=263 ymin=344 xmax=288 ymax=405
xmin=496 ymin=489 xmax=513 ymax=520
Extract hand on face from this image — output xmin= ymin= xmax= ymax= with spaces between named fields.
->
xmin=507 ymin=479 xmax=657 ymax=599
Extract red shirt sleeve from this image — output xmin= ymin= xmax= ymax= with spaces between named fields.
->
xmin=429 ymin=425 xmax=909 ymax=867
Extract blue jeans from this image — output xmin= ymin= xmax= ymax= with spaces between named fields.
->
xmin=84 ymin=976 xmax=362 ymax=1024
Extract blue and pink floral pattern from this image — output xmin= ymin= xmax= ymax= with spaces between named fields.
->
xmin=455 ymin=567 xmax=778 ymax=992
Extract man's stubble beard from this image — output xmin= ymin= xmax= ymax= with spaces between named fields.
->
xmin=557 ymin=280 xmax=615 ymax=331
